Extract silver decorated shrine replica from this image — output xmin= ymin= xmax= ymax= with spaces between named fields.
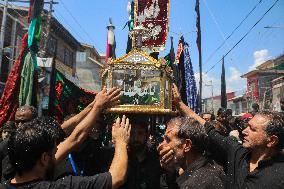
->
xmin=101 ymin=49 xmax=174 ymax=114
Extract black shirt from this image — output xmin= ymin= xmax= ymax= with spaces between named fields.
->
xmin=2 ymin=172 xmax=112 ymax=189
xmin=54 ymin=144 xmax=161 ymax=189
xmin=0 ymin=140 xmax=7 ymax=181
xmin=176 ymin=156 xmax=225 ymax=189
xmin=0 ymin=140 xmax=14 ymax=182
xmin=205 ymin=122 xmax=284 ymax=189
xmin=95 ymin=147 xmax=162 ymax=189
xmin=160 ymin=156 xmax=225 ymax=189
xmin=53 ymin=138 xmax=103 ymax=179
xmin=121 ymin=148 xmax=161 ymax=189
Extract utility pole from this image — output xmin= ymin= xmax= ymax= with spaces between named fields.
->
xmin=39 ymin=0 xmax=58 ymax=116
xmin=42 ymin=0 xmax=56 ymax=57
xmin=0 ymin=0 xmax=9 ymax=79
xmin=205 ymin=80 xmax=214 ymax=112
xmin=210 ymin=80 xmax=214 ymax=112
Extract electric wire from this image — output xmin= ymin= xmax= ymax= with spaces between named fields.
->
xmin=204 ymin=0 xmax=263 ymax=65
xmin=57 ymin=0 xmax=103 ymax=52
xmin=205 ymin=0 xmax=279 ymax=74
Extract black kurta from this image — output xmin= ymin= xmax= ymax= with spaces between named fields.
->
xmin=204 ymin=122 xmax=284 ymax=189
xmin=176 ymin=156 xmax=225 ymax=189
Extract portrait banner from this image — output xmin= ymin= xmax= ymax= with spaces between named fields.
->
xmin=135 ymin=0 xmax=170 ymax=52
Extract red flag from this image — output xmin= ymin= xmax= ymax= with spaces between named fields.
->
xmin=0 ymin=34 xmax=28 ymax=126
xmin=0 ymin=0 xmax=44 ymax=126
xmin=105 ymin=19 xmax=116 ymax=64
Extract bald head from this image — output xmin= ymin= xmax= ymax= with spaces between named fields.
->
xmin=15 ymin=106 xmax=37 ymax=125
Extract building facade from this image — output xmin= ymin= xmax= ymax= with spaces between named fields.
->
xmin=241 ymin=54 xmax=284 ymax=111
xmin=76 ymin=43 xmax=104 ymax=92
xmin=0 ymin=5 xmax=83 ymax=80
xmin=272 ymin=76 xmax=284 ymax=111
xmin=229 ymin=94 xmax=248 ymax=115
xmin=0 ymin=5 xmax=84 ymax=115
xmin=0 ymin=5 xmax=27 ymax=82
xmin=203 ymin=92 xmax=235 ymax=114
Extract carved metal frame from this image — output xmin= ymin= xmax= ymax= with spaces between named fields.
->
xmin=101 ymin=50 xmax=174 ymax=114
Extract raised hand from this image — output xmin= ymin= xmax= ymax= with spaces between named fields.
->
xmin=109 ymin=115 xmax=131 ymax=188
xmin=112 ymin=115 xmax=131 ymax=145
xmin=94 ymin=86 xmax=121 ymax=109
xmin=172 ymin=83 xmax=182 ymax=105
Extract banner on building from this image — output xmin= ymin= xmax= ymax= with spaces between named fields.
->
xmin=134 ymin=0 xmax=170 ymax=52
xmin=50 ymin=71 xmax=96 ymax=123
xmin=37 ymin=57 xmax=53 ymax=67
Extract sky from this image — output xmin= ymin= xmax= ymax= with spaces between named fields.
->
xmin=18 ymin=0 xmax=284 ymax=98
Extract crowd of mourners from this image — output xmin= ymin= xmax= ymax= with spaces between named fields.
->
xmin=0 ymin=85 xmax=283 ymax=189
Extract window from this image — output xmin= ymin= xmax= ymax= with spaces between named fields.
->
xmin=250 ymin=83 xmax=256 ymax=93
xmin=48 ymin=36 xmax=57 ymax=54
xmin=64 ymin=48 xmax=74 ymax=68
xmin=76 ymin=51 xmax=87 ymax=62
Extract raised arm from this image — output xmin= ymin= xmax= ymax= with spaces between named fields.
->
xmin=55 ymin=87 xmax=121 ymax=163
xmin=60 ymin=99 xmax=95 ymax=136
xmin=172 ymin=84 xmax=238 ymax=155
xmin=109 ymin=115 xmax=131 ymax=189
xmin=172 ymin=84 xmax=205 ymax=125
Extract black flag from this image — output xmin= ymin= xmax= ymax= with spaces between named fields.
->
xmin=221 ymin=56 xmax=227 ymax=108
xmin=126 ymin=0 xmax=134 ymax=53
xmin=195 ymin=0 xmax=202 ymax=112
xmin=176 ymin=37 xmax=187 ymax=105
